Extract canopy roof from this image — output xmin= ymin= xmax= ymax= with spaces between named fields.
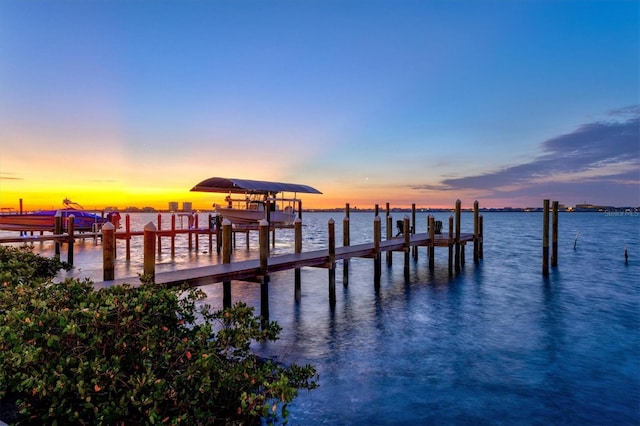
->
xmin=190 ymin=177 xmax=322 ymax=195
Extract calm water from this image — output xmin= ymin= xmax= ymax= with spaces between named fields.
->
xmin=4 ymin=211 xmax=639 ymax=424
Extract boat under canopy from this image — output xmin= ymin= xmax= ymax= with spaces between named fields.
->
xmin=190 ymin=177 xmax=322 ymax=195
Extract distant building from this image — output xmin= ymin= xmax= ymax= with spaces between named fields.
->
xmin=182 ymin=202 xmax=193 ymax=212
xmin=168 ymin=201 xmax=179 ymax=212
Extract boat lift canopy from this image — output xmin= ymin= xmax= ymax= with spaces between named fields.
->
xmin=190 ymin=177 xmax=322 ymax=195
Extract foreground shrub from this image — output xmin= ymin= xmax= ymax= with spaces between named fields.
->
xmin=0 ymin=247 xmax=317 ymax=425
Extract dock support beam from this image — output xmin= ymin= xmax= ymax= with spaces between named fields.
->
xmin=543 ymin=199 xmax=550 ymax=276
xmin=143 ymin=222 xmax=156 ymax=281
xmin=223 ymin=219 xmax=232 ymax=309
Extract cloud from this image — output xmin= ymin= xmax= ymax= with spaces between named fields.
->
xmin=423 ymin=106 xmax=640 ymax=205
xmin=0 ymin=173 xmax=23 ymax=181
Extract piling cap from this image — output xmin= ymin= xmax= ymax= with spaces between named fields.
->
xmin=259 ymin=219 xmax=269 ymax=226
xmin=102 ymin=222 xmax=115 ymax=230
xmin=144 ymin=222 xmax=157 ymax=231
xmin=222 ymin=218 xmax=232 ymax=226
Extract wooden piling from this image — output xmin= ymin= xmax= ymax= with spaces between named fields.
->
xmin=473 ymin=200 xmax=479 ymax=262
xmin=448 ymin=216 xmax=454 ymax=274
xmin=102 ymin=222 xmax=115 ymax=281
xmin=412 ymin=203 xmax=418 ymax=259
xmin=67 ymin=216 xmax=75 ymax=265
xmin=194 ymin=214 xmax=200 ymax=252
xmin=171 ymin=214 xmax=176 ymax=257
xmin=125 ymin=214 xmax=131 ymax=260
xmin=551 ymin=201 xmax=558 ymax=267
xmin=294 ymin=218 xmax=302 ymax=301
xmin=223 ymin=219 xmax=232 ymax=309
xmin=343 ymin=215 xmax=350 ymax=287
xmin=374 ymin=216 xmax=381 ymax=288
xmin=345 ymin=202 xmax=350 ymax=219
xmin=386 ymin=215 xmax=393 ymax=266
xmin=479 ymin=215 xmax=484 ymax=259
xmin=258 ymin=220 xmax=270 ymax=322
xmin=157 ymin=214 xmax=162 ymax=256
xmin=455 ymin=200 xmax=461 ymax=272
xmin=429 ymin=216 xmax=435 ymax=271
xmin=328 ymin=219 xmax=336 ymax=305
xmin=54 ymin=211 xmax=62 ymax=258
xmin=403 ymin=215 xmax=410 ymax=280
xmin=543 ymin=199 xmax=550 ymax=276
xmin=208 ymin=214 xmax=213 ymax=254
xmin=144 ymin=222 xmax=156 ymax=281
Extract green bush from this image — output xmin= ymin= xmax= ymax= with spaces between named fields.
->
xmin=0 ymin=246 xmax=318 ymax=425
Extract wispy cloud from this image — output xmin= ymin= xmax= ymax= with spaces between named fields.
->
xmin=413 ymin=106 xmax=639 ymax=205
xmin=0 ymin=173 xmax=23 ymax=181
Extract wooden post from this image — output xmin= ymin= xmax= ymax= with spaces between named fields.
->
xmin=222 ymin=219 xmax=232 ymax=309
xmin=328 ymin=219 xmax=336 ymax=306
xmin=448 ymin=215 xmax=454 ymax=274
xmin=298 ymin=200 xmax=302 ymax=220
xmin=67 ymin=215 xmax=75 ymax=265
xmin=551 ymin=201 xmax=559 ymax=267
xmin=259 ymin=220 xmax=270 ymax=323
xmin=188 ymin=214 xmax=193 ymax=252
xmin=208 ymin=213 xmax=213 ymax=254
xmin=194 ymin=213 xmax=200 ymax=253
xmin=403 ymin=215 xmax=410 ymax=280
xmin=345 ymin=202 xmax=350 ymax=218
xmin=294 ymin=218 xmax=302 ymax=302
xmin=343 ymin=215 xmax=350 ymax=287
xmin=479 ymin=215 xmax=484 ymax=259
xmin=473 ymin=200 xmax=479 ymax=262
xmin=19 ymin=198 xmax=23 ymax=214
xmin=157 ymin=214 xmax=162 ymax=256
xmin=412 ymin=203 xmax=418 ymax=259
xmin=455 ymin=199 xmax=461 ymax=272
xmin=102 ymin=222 xmax=115 ymax=281
xmin=124 ymin=214 xmax=131 ymax=260
xmin=386 ymin=215 xmax=393 ymax=266
xmin=144 ymin=222 xmax=156 ymax=281
xmin=429 ymin=215 xmax=436 ymax=271
xmin=54 ymin=211 xmax=62 ymax=259
xmin=215 ymin=215 xmax=222 ymax=254
xmin=171 ymin=214 xmax=176 ymax=257
xmin=543 ymin=199 xmax=550 ymax=276
xmin=374 ymin=216 xmax=381 ymax=288
xmin=375 ymin=204 xmax=379 ymax=217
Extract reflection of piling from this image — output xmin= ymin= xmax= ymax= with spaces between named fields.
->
xmin=625 ymin=247 xmax=629 ymax=264
xmin=551 ymin=201 xmax=559 ymax=267
xmin=543 ymin=199 xmax=550 ymax=276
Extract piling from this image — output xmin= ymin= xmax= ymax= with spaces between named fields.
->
xmin=67 ymin=216 xmax=75 ymax=265
xmin=455 ymin=200 xmax=461 ymax=271
xmin=403 ymin=215 xmax=411 ymax=280
xmin=194 ymin=214 xmax=200 ymax=253
xmin=479 ymin=215 xmax=484 ymax=259
xmin=474 ymin=200 xmax=479 ymax=262
xmin=328 ymin=219 xmax=336 ymax=306
xmin=343 ymin=215 xmax=350 ymax=287
xmin=259 ymin=220 xmax=270 ymax=322
xmin=542 ymin=199 xmax=550 ymax=276
xmin=54 ymin=211 xmax=62 ymax=258
xmin=448 ymin=216 xmax=454 ymax=274
xmin=374 ymin=216 xmax=381 ymax=288
xmin=102 ymin=222 xmax=115 ymax=281
xmin=551 ymin=201 xmax=559 ymax=267
xmin=223 ymin=219 xmax=232 ymax=309
xmin=144 ymin=222 xmax=156 ymax=280
xmin=412 ymin=204 xmax=418 ymax=259
xmin=157 ymin=214 xmax=162 ymax=256
xmin=294 ymin=218 xmax=302 ymax=302
xmin=171 ymin=214 xmax=176 ymax=257
xmin=386 ymin=215 xmax=393 ymax=266
xmin=428 ymin=216 xmax=435 ymax=271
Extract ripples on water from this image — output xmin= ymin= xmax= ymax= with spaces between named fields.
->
xmin=4 ymin=212 xmax=639 ymax=424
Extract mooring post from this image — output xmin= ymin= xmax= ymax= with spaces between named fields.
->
xmin=328 ymin=218 xmax=336 ymax=306
xmin=54 ymin=211 xmax=62 ymax=259
xmin=551 ymin=201 xmax=559 ymax=267
xmin=474 ymin=200 xmax=479 ymax=262
xmin=386 ymin=202 xmax=390 ymax=218
xmin=543 ymin=199 xmax=550 ymax=276
xmin=429 ymin=215 xmax=436 ymax=271
xmin=403 ymin=215 xmax=410 ymax=280
xmin=375 ymin=204 xmax=379 ymax=217
xmin=102 ymin=222 xmax=115 ymax=281
xmin=259 ymin=220 xmax=270 ymax=323
xmin=386 ymin=215 xmax=393 ymax=266
xmin=343 ymin=215 xmax=350 ymax=287
xmin=374 ymin=216 xmax=381 ymax=288
xmin=448 ymin=215 xmax=454 ymax=274
xmin=144 ymin=222 xmax=156 ymax=281
xmin=157 ymin=214 xmax=162 ymax=256
xmin=455 ymin=200 xmax=461 ymax=272
xmin=412 ymin=203 xmax=418 ymax=259
xmin=345 ymin=202 xmax=350 ymax=218
xmin=223 ymin=219 xmax=232 ymax=309
xmin=67 ymin=216 xmax=75 ymax=265
xmin=170 ymin=214 xmax=176 ymax=257
xmin=294 ymin=218 xmax=302 ymax=302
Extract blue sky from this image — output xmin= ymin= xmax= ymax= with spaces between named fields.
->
xmin=0 ymin=0 xmax=638 ymax=210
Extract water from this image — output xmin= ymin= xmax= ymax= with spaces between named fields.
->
xmin=4 ymin=211 xmax=639 ymax=424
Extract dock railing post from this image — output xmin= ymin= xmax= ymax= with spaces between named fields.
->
xmin=223 ymin=219 xmax=232 ymax=309
xmin=67 ymin=216 xmax=75 ymax=266
xmin=551 ymin=201 xmax=559 ymax=267
xmin=294 ymin=218 xmax=302 ymax=302
xmin=374 ymin=216 xmax=381 ymax=288
xmin=102 ymin=222 xmax=115 ymax=281
xmin=144 ymin=222 xmax=156 ymax=281
xmin=259 ymin=220 xmax=270 ymax=324
xmin=474 ymin=200 xmax=479 ymax=262
xmin=386 ymin=215 xmax=393 ymax=266
xmin=455 ymin=200 xmax=461 ymax=272
xmin=543 ymin=199 xmax=550 ymax=275
xmin=328 ymin=219 xmax=336 ymax=306
xmin=343 ymin=215 xmax=350 ymax=287
xmin=403 ymin=215 xmax=410 ymax=280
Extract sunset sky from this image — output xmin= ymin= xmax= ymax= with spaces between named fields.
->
xmin=1 ymin=0 xmax=638 ymax=211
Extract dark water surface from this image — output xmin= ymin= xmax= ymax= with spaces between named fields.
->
xmin=4 ymin=211 xmax=639 ymax=424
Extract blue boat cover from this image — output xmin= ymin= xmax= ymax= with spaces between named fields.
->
xmin=190 ymin=177 xmax=322 ymax=195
